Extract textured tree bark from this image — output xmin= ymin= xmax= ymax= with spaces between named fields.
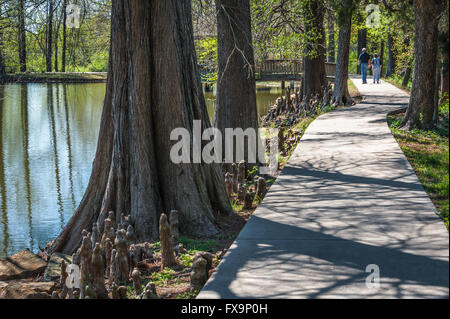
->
xmin=49 ymin=0 xmax=231 ymax=255
xmin=302 ymin=0 xmax=327 ymax=100
xmin=356 ymin=28 xmax=367 ymax=74
xmin=214 ymin=0 xmax=259 ymax=163
xmin=327 ymin=9 xmax=335 ymax=63
xmin=401 ymin=0 xmax=444 ymax=130
xmin=18 ymin=0 xmax=27 ymax=72
xmin=331 ymin=0 xmax=354 ymax=106
xmin=46 ymin=0 xmax=54 ymax=72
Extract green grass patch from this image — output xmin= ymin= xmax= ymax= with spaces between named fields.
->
xmin=385 ymin=74 xmax=412 ymax=92
xmin=176 ymin=290 xmax=199 ymax=299
xmin=150 ymin=267 xmax=178 ymax=286
xmin=387 ymin=115 xmax=449 ymax=230
xmin=179 ymin=236 xmax=216 ymax=252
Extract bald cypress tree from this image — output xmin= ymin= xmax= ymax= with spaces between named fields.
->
xmin=401 ymin=0 xmax=445 ymax=129
xmin=331 ymin=0 xmax=355 ymax=106
xmin=50 ymin=0 xmax=230 ymax=255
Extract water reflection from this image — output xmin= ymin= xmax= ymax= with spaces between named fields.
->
xmin=0 ymin=85 xmax=9 ymax=256
xmin=0 ymin=83 xmax=282 ymax=257
xmin=21 ymin=85 xmax=33 ymax=251
xmin=0 ymin=83 xmax=106 ymax=256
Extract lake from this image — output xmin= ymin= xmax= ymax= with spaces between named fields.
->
xmin=0 ymin=82 xmax=282 ymax=257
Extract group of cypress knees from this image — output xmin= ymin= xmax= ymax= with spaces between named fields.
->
xmin=262 ymin=83 xmax=334 ymax=126
xmin=48 ymin=86 xmax=324 ymax=299
xmin=47 ymin=158 xmax=274 ymax=300
xmin=51 ymin=209 xmax=214 ymax=299
xmin=49 ymin=99 xmax=311 ymax=300
xmin=223 ymin=160 xmax=268 ymax=210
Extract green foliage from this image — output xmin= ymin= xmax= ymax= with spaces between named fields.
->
xmin=251 ymin=0 xmax=304 ymax=61
xmin=247 ymin=165 xmax=259 ymax=179
xmin=440 ymin=94 xmax=449 ymax=118
xmin=230 ymin=198 xmax=243 ymax=212
xmin=177 ymin=236 xmax=218 ymax=267
xmin=195 ymin=36 xmax=217 ymax=82
xmin=0 ymin=0 xmax=110 ymax=73
xmin=179 ymin=236 xmax=216 ymax=252
xmin=322 ymin=104 xmax=336 ymax=113
xmin=151 ymin=268 xmax=178 ymax=286
xmin=385 ymin=74 xmax=412 ymax=91
xmin=176 ymin=290 xmax=199 ymax=299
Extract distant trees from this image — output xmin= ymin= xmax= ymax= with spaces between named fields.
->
xmin=356 ymin=28 xmax=366 ymax=74
xmin=384 ymin=30 xmax=395 ymax=77
xmin=46 ymin=0 xmax=53 ymax=72
xmin=17 ymin=0 xmax=26 ymax=72
xmin=0 ymin=0 xmax=5 ymax=75
xmin=327 ymin=8 xmax=335 ymax=63
xmin=0 ymin=0 xmax=111 ymax=73
xmin=61 ymin=0 xmax=67 ymax=72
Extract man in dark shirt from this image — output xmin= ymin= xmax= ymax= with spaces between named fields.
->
xmin=358 ymin=48 xmax=371 ymax=84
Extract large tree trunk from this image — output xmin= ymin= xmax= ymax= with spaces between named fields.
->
xmin=331 ymin=0 xmax=354 ymax=106
xmin=46 ymin=0 xmax=53 ymax=72
xmin=401 ymin=0 xmax=444 ymax=130
xmin=356 ymin=28 xmax=366 ymax=74
xmin=327 ymin=9 xmax=335 ymax=63
xmin=214 ymin=0 xmax=259 ymax=163
xmin=49 ymin=0 xmax=231 ymax=255
xmin=302 ymin=0 xmax=327 ymax=100
xmin=62 ymin=0 xmax=67 ymax=72
xmin=385 ymin=30 xmax=395 ymax=77
xmin=18 ymin=0 xmax=27 ymax=72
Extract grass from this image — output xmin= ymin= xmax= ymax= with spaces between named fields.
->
xmin=150 ymin=267 xmax=178 ymax=286
xmin=347 ymin=79 xmax=361 ymax=98
xmin=387 ymin=114 xmax=449 ymax=230
xmin=384 ymin=74 xmax=412 ymax=93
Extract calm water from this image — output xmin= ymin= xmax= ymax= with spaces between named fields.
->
xmin=0 ymin=83 xmax=282 ymax=257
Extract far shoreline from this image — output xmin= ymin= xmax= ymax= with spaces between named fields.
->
xmin=0 ymin=72 xmax=108 ymax=84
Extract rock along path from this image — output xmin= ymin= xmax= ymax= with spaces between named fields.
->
xmin=198 ymin=76 xmax=449 ymax=299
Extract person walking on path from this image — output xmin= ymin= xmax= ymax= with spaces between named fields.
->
xmin=371 ymin=53 xmax=382 ymax=84
xmin=358 ymin=48 xmax=371 ymax=84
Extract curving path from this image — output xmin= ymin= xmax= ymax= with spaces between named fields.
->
xmin=198 ymin=75 xmax=449 ymax=299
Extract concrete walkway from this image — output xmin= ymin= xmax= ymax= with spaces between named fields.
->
xmin=198 ymin=76 xmax=449 ymax=299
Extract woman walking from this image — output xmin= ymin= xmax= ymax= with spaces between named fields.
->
xmin=371 ymin=53 xmax=382 ymax=84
